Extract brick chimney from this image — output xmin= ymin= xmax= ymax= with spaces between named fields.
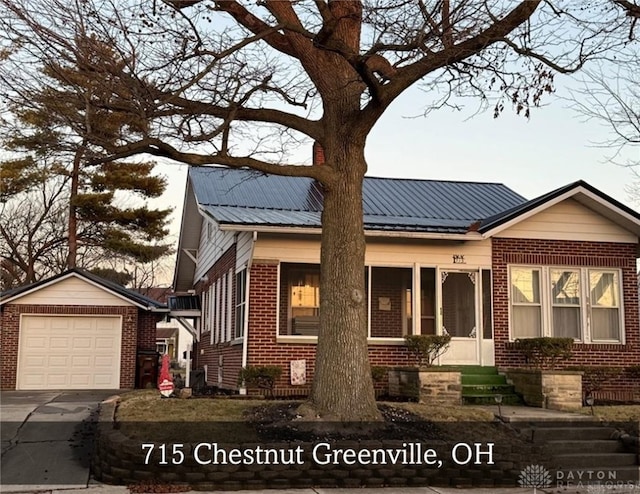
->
xmin=313 ymin=141 xmax=325 ymax=166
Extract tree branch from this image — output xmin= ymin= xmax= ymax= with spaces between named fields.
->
xmin=97 ymin=138 xmax=336 ymax=184
xmin=379 ymin=0 xmax=542 ymax=105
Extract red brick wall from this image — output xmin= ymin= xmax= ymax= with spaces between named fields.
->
xmin=246 ymin=263 xmax=414 ymax=396
xmin=492 ymin=238 xmax=639 ymax=393
xmin=0 ymin=304 xmax=158 ymax=390
xmin=194 ymin=245 xmax=240 ymax=387
xmin=370 ymin=267 xmax=407 ymax=338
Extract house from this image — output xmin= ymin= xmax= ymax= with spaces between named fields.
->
xmin=0 ymin=269 xmax=168 ymax=390
xmin=173 ymin=164 xmax=640 ymax=397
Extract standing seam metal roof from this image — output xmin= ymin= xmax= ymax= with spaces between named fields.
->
xmin=189 ymin=166 xmax=527 ymax=232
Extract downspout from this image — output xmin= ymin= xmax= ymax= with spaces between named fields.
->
xmin=239 ymin=231 xmax=257 ymax=394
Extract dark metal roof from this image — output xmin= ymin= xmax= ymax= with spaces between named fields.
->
xmin=0 ymin=269 xmax=168 ymax=310
xmin=190 ymin=167 xmax=527 ymax=233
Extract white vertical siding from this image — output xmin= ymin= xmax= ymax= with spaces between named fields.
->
xmin=194 ymin=218 xmax=236 ymax=283
xmin=236 ymin=232 xmax=254 ymax=270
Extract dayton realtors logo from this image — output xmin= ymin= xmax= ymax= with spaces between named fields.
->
xmin=518 ymin=464 xmax=552 ymax=492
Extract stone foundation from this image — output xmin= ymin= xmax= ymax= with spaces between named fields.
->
xmin=388 ymin=368 xmax=462 ymax=406
xmin=504 ymin=369 xmax=583 ymax=411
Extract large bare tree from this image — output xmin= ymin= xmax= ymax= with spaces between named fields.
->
xmin=1 ymin=0 xmax=636 ymax=420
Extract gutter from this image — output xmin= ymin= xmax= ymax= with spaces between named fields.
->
xmin=239 ymin=230 xmax=257 ymax=395
xmin=219 ymin=224 xmax=483 ymax=241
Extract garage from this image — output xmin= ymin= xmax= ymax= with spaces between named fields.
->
xmin=1 ymin=269 xmax=168 ymax=390
xmin=18 ymin=315 xmax=122 ymax=390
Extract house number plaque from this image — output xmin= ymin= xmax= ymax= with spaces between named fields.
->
xmin=452 ymin=254 xmax=466 ymax=264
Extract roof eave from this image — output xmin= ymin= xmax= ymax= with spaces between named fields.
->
xmin=480 ymin=184 xmax=640 ymax=238
xmin=218 ymin=222 xmax=483 ymax=240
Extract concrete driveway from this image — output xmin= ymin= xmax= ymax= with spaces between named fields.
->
xmin=1 ymin=390 xmax=118 ymax=492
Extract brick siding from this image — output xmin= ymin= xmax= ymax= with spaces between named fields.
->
xmin=492 ymin=238 xmax=639 ymax=394
xmin=247 ymin=263 xmax=414 ymax=396
xmin=0 ymin=304 xmax=161 ymax=390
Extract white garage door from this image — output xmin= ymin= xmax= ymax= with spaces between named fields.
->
xmin=18 ymin=315 xmax=122 ymax=390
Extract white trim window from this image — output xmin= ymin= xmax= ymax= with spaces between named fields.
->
xmin=550 ymin=268 xmax=581 ymax=339
xmin=589 ymin=270 xmax=621 ymax=341
xmin=235 ymin=269 xmax=247 ymax=339
xmin=509 ymin=266 xmax=624 ymax=343
xmin=226 ymin=269 xmax=233 ymax=342
xmin=510 ymin=267 xmax=542 ymax=338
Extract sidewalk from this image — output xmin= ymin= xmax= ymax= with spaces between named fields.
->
xmin=4 ymin=485 xmax=640 ymax=494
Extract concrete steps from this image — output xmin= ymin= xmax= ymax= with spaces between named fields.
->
xmin=513 ymin=420 xmax=639 ymax=484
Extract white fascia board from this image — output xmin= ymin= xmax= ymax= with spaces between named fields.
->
xmin=219 ymin=223 xmax=482 ymax=241
xmin=481 ymin=186 xmax=640 ymax=238
xmin=0 ymin=272 xmax=155 ymax=310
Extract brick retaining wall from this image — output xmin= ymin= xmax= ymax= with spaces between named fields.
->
xmin=94 ymin=400 xmax=546 ymax=490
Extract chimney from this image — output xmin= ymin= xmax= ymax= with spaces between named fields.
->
xmin=313 ymin=141 xmax=325 ymax=166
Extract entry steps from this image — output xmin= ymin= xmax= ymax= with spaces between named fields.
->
xmin=456 ymin=366 xmax=523 ymax=406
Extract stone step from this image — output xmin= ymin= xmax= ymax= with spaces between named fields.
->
xmin=457 ymin=365 xmax=499 ymax=375
xmin=553 ymin=453 xmax=638 ymax=469
xmin=462 ymin=384 xmax=515 ymax=395
xmin=462 ymin=394 xmax=523 ymax=406
xmin=461 ymin=374 xmax=507 ymax=385
xmin=524 ymin=426 xmax=617 ymax=442
xmin=547 ymin=439 xmax=628 ymax=455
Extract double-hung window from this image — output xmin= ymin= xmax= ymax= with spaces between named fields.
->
xmin=509 ymin=266 xmax=623 ymax=343
xmin=589 ymin=270 xmax=621 ymax=341
xmin=550 ymin=269 xmax=581 ymax=339
xmin=510 ymin=267 xmax=542 ymax=338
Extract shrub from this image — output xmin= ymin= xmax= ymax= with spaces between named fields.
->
xmin=404 ymin=334 xmax=452 ymax=367
xmin=513 ymin=337 xmax=573 ymax=369
xmin=626 ymin=365 xmax=640 ymax=380
xmin=238 ymin=366 xmax=282 ymax=398
xmin=371 ymin=366 xmax=388 ymax=383
xmin=569 ymin=366 xmax=623 ymax=395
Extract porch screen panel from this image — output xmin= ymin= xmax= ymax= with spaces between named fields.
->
xmin=371 ymin=267 xmax=412 ymax=338
xmin=482 ymin=269 xmax=492 ymax=339
xmin=441 ymin=272 xmax=476 ymax=338
xmin=420 ymin=268 xmax=436 ymax=335
xmin=589 ymin=270 xmax=621 ymax=341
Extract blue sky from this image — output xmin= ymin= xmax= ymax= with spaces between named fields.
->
xmin=153 ymin=75 xmax=636 ymax=246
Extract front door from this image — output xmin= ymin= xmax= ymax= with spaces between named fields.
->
xmin=439 ymin=270 xmax=480 ymax=365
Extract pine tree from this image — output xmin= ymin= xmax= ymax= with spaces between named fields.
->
xmin=0 ymin=35 xmax=171 ymax=283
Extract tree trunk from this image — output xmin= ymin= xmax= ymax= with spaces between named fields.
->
xmin=310 ymin=138 xmax=380 ymax=421
xmin=66 ymin=146 xmax=83 ymax=269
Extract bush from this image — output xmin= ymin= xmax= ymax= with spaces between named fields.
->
xmin=371 ymin=366 xmax=388 ymax=383
xmin=626 ymin=365 xmax=640 ymax=380
xmin=238 ymin=366 xmax=282 ymax=398
xmin=513 ymin=337 xmax=573 ymax=369
xmin=569 ymin=366 xmax=623 ymax=395
xmin=404 ymin=334 xmax=452 ymax=367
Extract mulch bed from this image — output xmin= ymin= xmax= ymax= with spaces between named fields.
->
xmin=244 ymin=402 xmax=442 ymax=442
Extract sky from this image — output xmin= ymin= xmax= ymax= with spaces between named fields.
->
xmin=152 ymin=74 xmax=637 ymax=253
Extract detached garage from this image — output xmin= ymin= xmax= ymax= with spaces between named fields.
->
xmin=1 ymin=269 xmax=167 ymax=390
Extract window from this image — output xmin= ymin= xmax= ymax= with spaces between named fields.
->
xmin=510 ymin=267 xmax=542 ymax=338
xmin=235 ymin=269 xmax=247 ymax=338
xmin=289 ymin=268 xmax=320 ymax=335
xmin=550 ymin=269 xmax=581 ymax=339
xmin=226 ymin=269 xmax=233 ymax=341
xmin=509 ymin=266 xmax=624 ymax=343
xmin=589 ymin=270 xmax=620 ymax=341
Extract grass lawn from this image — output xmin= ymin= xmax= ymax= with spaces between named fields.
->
xmin=579 ymin=405 xmax=640 ymax=434
xmin=114 ymin=390 xmax=508 ymax=444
